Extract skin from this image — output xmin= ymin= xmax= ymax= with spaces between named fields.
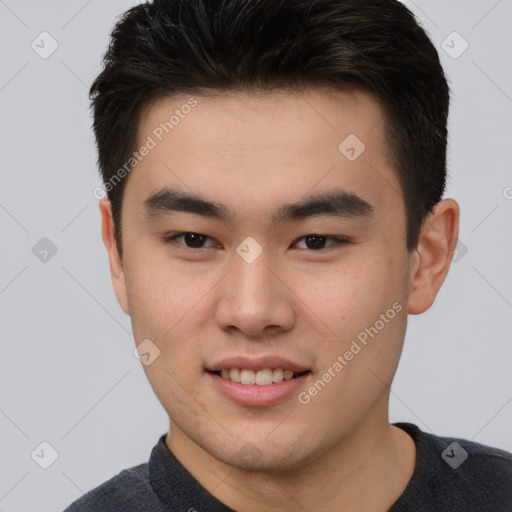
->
xmin=100 ymin=88 xmax=459 ymax=511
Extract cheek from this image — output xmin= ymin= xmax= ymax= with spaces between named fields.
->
xmin=123 ymin=249 xmax=204 ymax=345
xmin=311 ymin=253 xmax=405 ymax=327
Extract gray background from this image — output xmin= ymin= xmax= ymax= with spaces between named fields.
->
xmin=0 ymin=0 xmax=511 ymax=510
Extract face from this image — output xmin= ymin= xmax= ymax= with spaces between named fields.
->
xmin=109 ymin=88 xmax=417 ymax=471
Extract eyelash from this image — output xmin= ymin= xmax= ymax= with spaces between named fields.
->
xmin=161 ymin=232 xmax=350 ymax=252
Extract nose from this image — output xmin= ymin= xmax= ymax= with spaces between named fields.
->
xmin=214 ymin=252 xmax=296 ymax=338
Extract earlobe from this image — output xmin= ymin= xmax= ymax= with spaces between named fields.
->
xmin=407 ymin=198 xmax=460 ymax=315
xmin=99 ymin=199 xmax=130 ymax=315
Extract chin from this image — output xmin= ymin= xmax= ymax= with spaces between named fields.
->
xmin=207 ymin=435 xmax=314 ymax=473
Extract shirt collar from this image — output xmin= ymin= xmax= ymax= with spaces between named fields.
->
xmin=148 ymin=433 xmax=234 ymax=511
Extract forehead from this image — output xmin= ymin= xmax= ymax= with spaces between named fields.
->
xmin=127 ymin=88 xmax=400 ymax=222
xmin=138 ymin=87 xmax=388 ymax=155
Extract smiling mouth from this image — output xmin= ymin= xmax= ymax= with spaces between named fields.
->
xmin=208 ymin=368 xmax=311 ymax=386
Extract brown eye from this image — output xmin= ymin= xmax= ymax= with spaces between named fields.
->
xmin=294 ymin=235 xmax=349 ymax=250
xmin=180 ymin=233 xmax=208 ymax=248
xmin=304 ymin=235 xmax=327 ymax=250
xmin=163 ymin=232 xmax=216 ymax=249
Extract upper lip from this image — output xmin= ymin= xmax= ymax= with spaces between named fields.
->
xmin=207 ymin=356 xmax=310 ymax=373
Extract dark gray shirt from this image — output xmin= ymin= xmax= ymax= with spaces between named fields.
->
xmin=63 ymin=422 xmax=512 ymax=511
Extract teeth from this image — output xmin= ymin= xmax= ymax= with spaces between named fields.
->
xmin=255 ymin=369 xmax=273 ymax=385
xmin=229 ymin=368 xmax=241 ymax=383
xmin=240 ymin=369 xmax=256 ymax=385
xmin=217 ymin=368 xmax=302 ymax=385
xmin=272 ymin=368 xmax=284 ymax=383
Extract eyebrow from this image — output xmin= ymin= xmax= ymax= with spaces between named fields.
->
xmin=142 ymin=187 xmax=374 ymax=224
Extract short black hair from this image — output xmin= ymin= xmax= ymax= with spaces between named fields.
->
xmin=90 ymin=0 xmax=450 ymax=256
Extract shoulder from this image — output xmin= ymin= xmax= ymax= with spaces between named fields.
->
xmin=62 ymin=462 xmax=163 ymax=511
xmin=393 ymin=423 xmax=512 ymax=511
xmin=420 ymin=425 xmax=512 ymax=476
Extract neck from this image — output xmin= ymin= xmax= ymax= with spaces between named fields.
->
xmin=166 ymin=405 xmax=416 ymax=512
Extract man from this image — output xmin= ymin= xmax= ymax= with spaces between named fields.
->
xmin=65 ymin=0 xmax=512 ymax=510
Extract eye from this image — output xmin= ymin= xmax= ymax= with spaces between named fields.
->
xmin=162 ymin=232 xmax=218 ymax=249
xmin=161 ymin=232 xmax=350 ymax=252
xmin=293 ymin=234 xmax=349 ymax=250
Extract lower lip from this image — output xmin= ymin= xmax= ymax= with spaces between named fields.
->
xmin=207 ymin=371 xmax=310 ymax=407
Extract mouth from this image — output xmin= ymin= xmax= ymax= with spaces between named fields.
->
xmin=205 ymin=357 xmax=313 ymax=407
xmin=207 ymin=368 xmax=312 ymax=386
xmin=205 ymin=356 xmax=312 ymax=406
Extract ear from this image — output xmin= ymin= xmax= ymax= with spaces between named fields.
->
xmin=99 ymin=199 xmax=130 ymax=315
xmin=407 ymin=198 xmax=460 ymax=315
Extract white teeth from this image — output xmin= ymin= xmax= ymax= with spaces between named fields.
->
xmin=229 ymin=368 xmax=241 ymax=383
xmin=217 ymin=368 xmax=302 ymax=385
xmin=240 ymin=369 xmax=256 ymax=385
xmin=255 ymin=369 xmax=273 ymax=386
xmin=272 ymin=368 xmax=284 ymax=383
